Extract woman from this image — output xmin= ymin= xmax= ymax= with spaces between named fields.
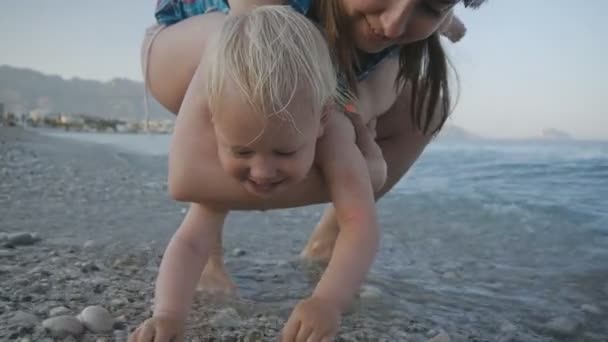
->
xmin=141 ymin=0 xmax=485 ymax=308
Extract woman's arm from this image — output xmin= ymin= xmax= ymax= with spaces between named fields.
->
xmin=169 ymin=73 xmax=432 ymax=209
xmin=374 ymin=85 xmax=434 ymax=197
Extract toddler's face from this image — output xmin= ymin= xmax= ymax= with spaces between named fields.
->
xmin=341 ymin=0 xmax=455 ymax=53
xmin=212 ymin=92 xmax=323 ymax=197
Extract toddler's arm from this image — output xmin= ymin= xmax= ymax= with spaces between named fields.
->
xmin=129 ymin=204 xmax=227 ymax=341
xmin=314 ymin=113 xmax=380 ymax=308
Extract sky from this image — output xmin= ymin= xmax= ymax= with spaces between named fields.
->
xmin=1 ymin=1 xmax=607 ymax=140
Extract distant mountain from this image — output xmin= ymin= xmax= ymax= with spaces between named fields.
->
xmin=0 ymin=65 xmax=171 ymax=120
xmin=541 ymin=128 xmax=573 ymax=140
xmin=437 ymin=123 xmax=479 ymax=141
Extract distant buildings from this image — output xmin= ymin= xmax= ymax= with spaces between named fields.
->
xmin=0 ymin=109 xmax=174 ymax=134
xmin=0 ymin=103 xmax=4 ymax=117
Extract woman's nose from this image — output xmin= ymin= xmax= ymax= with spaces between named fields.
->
xmin=380 ymin=1 xmax=415 ymax=39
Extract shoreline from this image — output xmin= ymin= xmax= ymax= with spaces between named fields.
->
xmin=2 ymin=126 xmax=606 ymax=341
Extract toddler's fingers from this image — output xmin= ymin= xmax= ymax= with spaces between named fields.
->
xmin=295 ymin=324 xmax=313 ymax=342
xmin=138 ymin=321 xmax=156 ymax=342
xmin=154 ymin=328 xmax=176 ymax=342
xmin=281 ymin=318 xmax=301 ymax=342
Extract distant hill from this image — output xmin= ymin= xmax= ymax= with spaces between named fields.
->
xmin=437 ymin=123 xmax=479 ymax=141
xmin=0 ymin=65 xmax=171 ymax=120
xmin=541 ymin=128 xmax=573 ymax=140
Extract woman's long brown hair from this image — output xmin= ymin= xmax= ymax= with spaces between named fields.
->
xmin=311 ymin=0 xmax=486 ymax=136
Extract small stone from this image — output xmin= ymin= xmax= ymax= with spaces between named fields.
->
xmin=9 ymin=311 xmax=38 ymax=329
xmin=20 ymin=338 xmax=32 ymax=342
xmin=49 ymin=306 xmax=71 ymax=317
xmin=113 ymin=315 xmax=127 ymax=330
xmin=83 ymin=240 xmax=96 ymax=249
xmin=110 ymin=298 xmax=128 ymax=307
xmin=113 ymin=330 xmax=128 ymax=341
xmin=581 ymin=304 xmax=602 ymax=315
xmin=209 ymin=307 xmax=241 ymax=328
xmin=7 ymin=232 xmax=38 ymax=246
xmin=181 ymin=208 xmax=187 ymax=214
xmin=80 ymin=262 xmax=100 ymax=273
xmin=0 ymin=265 xmax=17 ymax=274
xmin=42 ymin=315 xmax=84 ymax=338
xmin=442 ymin=271 xmax=457 ymax=279
xmin=500 ymin=320 xmax=517 ymax=333
xmin=0 ymin=249 xmax=14 ymax=257
xmin=359 ymin=285 xmax=383 ymax=299
xmin=428 ymin=330 xmax=451 ymax=342
xmin=544 ymin=316 xmax=580 ymax=336
xmin=77 ymin=305 xmax=114 ymax=333
xmin=232 ymin=248 xmax=246 ymax=257
xmin=244 ymin=329 xmax=264 ymax=342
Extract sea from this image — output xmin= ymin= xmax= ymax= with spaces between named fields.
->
xmin=40 ymin=130 xmax=608 ymax=341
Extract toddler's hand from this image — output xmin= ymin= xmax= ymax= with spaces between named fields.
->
xmin=281 ymin=296 xmax=341 ymax=342
xmin=128 ymin=315 xmax=185 ymax=342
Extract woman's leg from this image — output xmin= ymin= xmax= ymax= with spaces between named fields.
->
xmin=141 ymin=12 xmax=226 ymax=114
xmin=142 ymin=12 xmax=237 ymax=293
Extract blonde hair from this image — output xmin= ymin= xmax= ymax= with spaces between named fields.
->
xmin=206 ymin=5 xmax=342 ymax=123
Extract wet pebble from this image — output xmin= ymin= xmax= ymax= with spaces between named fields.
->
xmin=209 ymin=307 xmax=241 ymax=328
xmin=83 ymin=240 xmax=96 ymax=249
xmin=0 ymin=249 xmax=15 ymax=257
xmin=232 ymin=248 xmax=247 ymax=257
xmin=42 ymin=315 xmax=84 ymax=338
xmin=77 ymin=305 xmax=114 ymax=333
xmin=359 ymin=285 xmax=383 ymax=299
xmin=543 ymin=316 xmax=580 ymax=336
xmin=580 ymin=303 xmax=602 ymax=315
xmin=9 ymin=311 xmax=39 ymax=330
xmin=428 ymin=330 xmax=451 ymax=342
xmin=6 ymin=232 xmax=40 ymax=246
xmin=49 ymin=306 xmax=71 ymax=317
xmin=500 ymin=320 xmax=517 ymax=333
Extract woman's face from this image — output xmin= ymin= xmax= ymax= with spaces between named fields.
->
xmin=340 ymin=0 xmax=457 ymax=53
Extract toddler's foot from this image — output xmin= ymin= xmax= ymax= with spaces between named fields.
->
xmin=197 ymin=263 xmax=237 ymax=296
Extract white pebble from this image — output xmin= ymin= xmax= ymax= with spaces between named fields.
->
xmin=544 ymin=316 xmax=580 ymax=336
xmin=500 ymin=320 xmax=517 ymax=333
xmin=77 ymin=305 xmax=114 ymax=333
xmin=83 ymin=240 xmax=96 ymax=249
xmin=210 ymin=307 xmax=241 ymax=328
xmin=42 ymin=315 xmax=84 ymax=338
xmin=581 ymin=304 xmax=602 ymax=315
xmin=232 ymin=248 xmax=246 ymax=257
xmin=10 ymin=311 xmax=38 ymax=329
xmin=359 ymin=285 xmax=383 ymax=299
xmin=49 ymin=306 xmax=71 ymax=317
xmin=428 ymin=330 xmax=451 ymax=342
